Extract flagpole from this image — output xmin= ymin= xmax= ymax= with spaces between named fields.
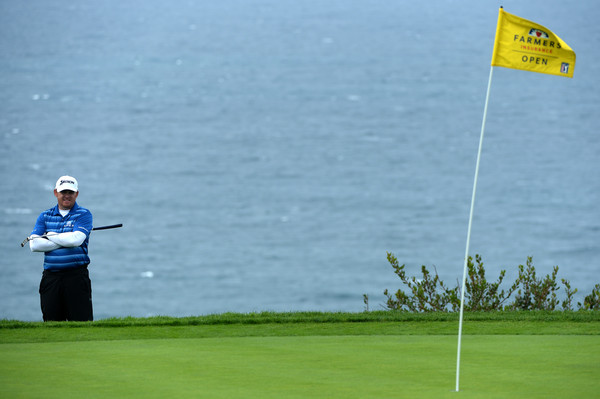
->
xmin=455 ymin=65 xmax=495 ymax=392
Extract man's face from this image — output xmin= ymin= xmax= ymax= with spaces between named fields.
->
xmin=54 ymin=189 xmax=78 ymax=210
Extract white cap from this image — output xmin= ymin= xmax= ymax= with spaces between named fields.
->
xmin=55 ymin=176 xmax=78 ymax=192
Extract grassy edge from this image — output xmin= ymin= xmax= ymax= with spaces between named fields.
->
xmin=2 ymin=310 xmax=599 ymax=328
xmin=1 ymin=311 xmax=599 ymax=344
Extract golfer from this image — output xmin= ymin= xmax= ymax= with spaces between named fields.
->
xmin=28 ymin=175 xmax=94 ymax=321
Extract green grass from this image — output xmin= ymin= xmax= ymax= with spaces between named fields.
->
xmin=1 ymin=312 xmax=599 ymax=398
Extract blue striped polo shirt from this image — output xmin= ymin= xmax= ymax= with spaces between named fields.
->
xmin=31 ymin=203 xmax=93 ymax=271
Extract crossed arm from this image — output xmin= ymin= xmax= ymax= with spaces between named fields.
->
xmin=29 ymin=231 xmax=87 ymax=252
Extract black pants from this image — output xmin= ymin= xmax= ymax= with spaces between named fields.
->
xmin=39 ymin=266 xmax=93 ymax=321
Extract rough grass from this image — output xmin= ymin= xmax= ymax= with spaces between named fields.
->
xmin=1 ymin=311 xmax=598 ymax=343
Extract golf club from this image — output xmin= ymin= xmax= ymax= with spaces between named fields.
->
xmin=20 ymin=223 xmax=123 ymax=247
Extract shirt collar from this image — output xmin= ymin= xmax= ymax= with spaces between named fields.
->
xmin=52 ymin=202 xmax=79 ymax=216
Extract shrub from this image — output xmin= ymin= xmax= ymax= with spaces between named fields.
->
xmin=580 ymin=283 xmax=600 ymax=310
xmin=561 ymin=279 xmax=578 ymax=311
xmin=507 ymin=257 xmax=560 ymax=311
xmin=383 ymin=252 xmax=458 ymax=312
xmin=379 ymin=253 xmax=597 ymax=312
xmin=462 ymin=254 xmax=519 ymax=311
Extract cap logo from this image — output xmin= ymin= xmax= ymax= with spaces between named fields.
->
xmin=60 ymin=180 xmax=75 ymax=185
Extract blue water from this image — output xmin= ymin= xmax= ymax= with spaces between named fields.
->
xmin=1 ymin=0 xmax=599 ymax=321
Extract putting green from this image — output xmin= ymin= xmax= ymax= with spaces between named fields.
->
xmin=1 ymin=335 xmax=598 ymax=398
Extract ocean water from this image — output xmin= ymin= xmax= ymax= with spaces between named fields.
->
xmin=1 ymin=0 xmax=598 ymax=321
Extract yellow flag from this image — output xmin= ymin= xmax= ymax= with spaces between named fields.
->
xmin=491 ymin=7 xmax=575 ymax=78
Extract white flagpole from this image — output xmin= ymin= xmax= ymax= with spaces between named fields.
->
xmin=455 ymin=65 xmax=495 ymax=392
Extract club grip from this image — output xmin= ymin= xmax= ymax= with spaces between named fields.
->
xmin=92 ymin=224 xmax=123 ymax=231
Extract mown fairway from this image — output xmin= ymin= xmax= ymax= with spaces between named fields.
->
xmin=1 ymin=312 xmax=599 ymax=398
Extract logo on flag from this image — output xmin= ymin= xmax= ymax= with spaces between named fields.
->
xmin=561 ymin=63 xmax=570 ymax=74
xmin=528 ymin=28 xmax=549 ymax=39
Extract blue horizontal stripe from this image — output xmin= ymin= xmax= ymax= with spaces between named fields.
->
xmin=31 ymin=203 xmax=93 ymax=271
